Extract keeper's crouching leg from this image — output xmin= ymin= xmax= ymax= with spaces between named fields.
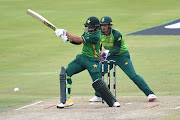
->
xmin=92 ymin=78 xmax=120 ymax=107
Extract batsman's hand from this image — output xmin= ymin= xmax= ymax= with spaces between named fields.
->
xmin=102 ymin=49 xmax=110 ymax=60
xmin=55 ymin=29 xmax=66 ymax=38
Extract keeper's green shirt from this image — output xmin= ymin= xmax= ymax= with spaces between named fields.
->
xmin=81 ymin=30 xmax=101 ymax=58
xmin=101 ymin=28 xmax=128 ymax=55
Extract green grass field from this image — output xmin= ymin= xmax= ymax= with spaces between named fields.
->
xmin=0 ymin=0 xmax=180 ymax=113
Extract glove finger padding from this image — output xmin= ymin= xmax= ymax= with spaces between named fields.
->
xmin=92 ymin=78 xmax=117 ymax=107
xmin=55 ymin=29 xmax=65 ymax=38
xmin=61 ymin=35 xmax=68 ymax=43
xmin=102 ymin=49 xmax=110 ymax=60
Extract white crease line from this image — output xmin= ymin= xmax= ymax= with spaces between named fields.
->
xmin=15 ymin=101 xmax=43 ymax=110
xmin=163 ymin=106 xmax=180 ymax=110
xmin=175 ymin=106 xmax=180 ymax=109
xmin=162 ymin=108 xmax=175 ymax=110
xmin=125 ymin=103 xmax=132 ymax=105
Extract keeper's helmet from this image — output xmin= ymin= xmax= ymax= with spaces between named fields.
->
xmin=84 ymin=16 xmax=100 ymax=28
xmin=100 ymin=16 xmax=113 ymax=26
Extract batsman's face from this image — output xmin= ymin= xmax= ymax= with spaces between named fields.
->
xmin=101 ymin=24 xmax=109 ymax=33
xmin=88 ymin=27 xmax=94 ymax=32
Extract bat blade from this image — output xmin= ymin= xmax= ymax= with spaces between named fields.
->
xmin=27 ymin=9 xmax=57 ymax=31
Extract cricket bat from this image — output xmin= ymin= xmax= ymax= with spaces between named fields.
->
xmin=27 ymin=9 xmax=57 ymax=31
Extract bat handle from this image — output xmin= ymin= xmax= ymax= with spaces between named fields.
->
xmin=55 ymin=28 xmax=58 ymax=31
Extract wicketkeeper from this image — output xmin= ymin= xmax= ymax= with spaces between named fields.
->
xmin=89 ymin=16 xmax=157 ymax=102
xmin=55 ymin=16 xmax=120 ymax=108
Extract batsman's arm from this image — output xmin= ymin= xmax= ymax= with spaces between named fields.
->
xmin=66 ymin=32 xmax=83 ymax=44
xmin=70 ymin=41 xmax=82 ymax=45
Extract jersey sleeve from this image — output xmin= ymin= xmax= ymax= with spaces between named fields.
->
xmin=81 ymin=32 xmax=100 ymax=44
xmin=109 ymin=30 xmax=122 ymax=55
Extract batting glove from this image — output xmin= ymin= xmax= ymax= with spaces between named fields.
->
xmin=55 ymin=29 xmax=66 ymax=38
xmin=61 ymin=35 xmax=69 ymax=43
xmin=102 ymin=49 xmax=110 ymax=60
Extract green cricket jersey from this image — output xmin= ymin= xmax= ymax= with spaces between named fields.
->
xmin=81 ymin=30 xmax=101 ymax=58
xmin=101 ymin=28 xmax=128 ymax=55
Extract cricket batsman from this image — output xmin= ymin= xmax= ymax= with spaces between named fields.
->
xmin=55 ymin=16 xmax=120 ymax=108
xmin=89 ymin=16 xmax=157 ymax=102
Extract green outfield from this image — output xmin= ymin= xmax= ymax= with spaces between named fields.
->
xmin=0 ymin=0 xmax=180 ymax=113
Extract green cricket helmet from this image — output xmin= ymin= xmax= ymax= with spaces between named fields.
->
xmin=84 ymin=16 xmax=100 ymax=28
xmin=100 ymin=16 xmax=113 ymax=26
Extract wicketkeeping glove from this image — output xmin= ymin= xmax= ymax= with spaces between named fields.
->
xmin=102 ymin=49 xmax=110 ymax=60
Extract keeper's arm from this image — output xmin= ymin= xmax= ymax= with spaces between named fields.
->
xmin=109 ymin=31 xmax=122 ymax=55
